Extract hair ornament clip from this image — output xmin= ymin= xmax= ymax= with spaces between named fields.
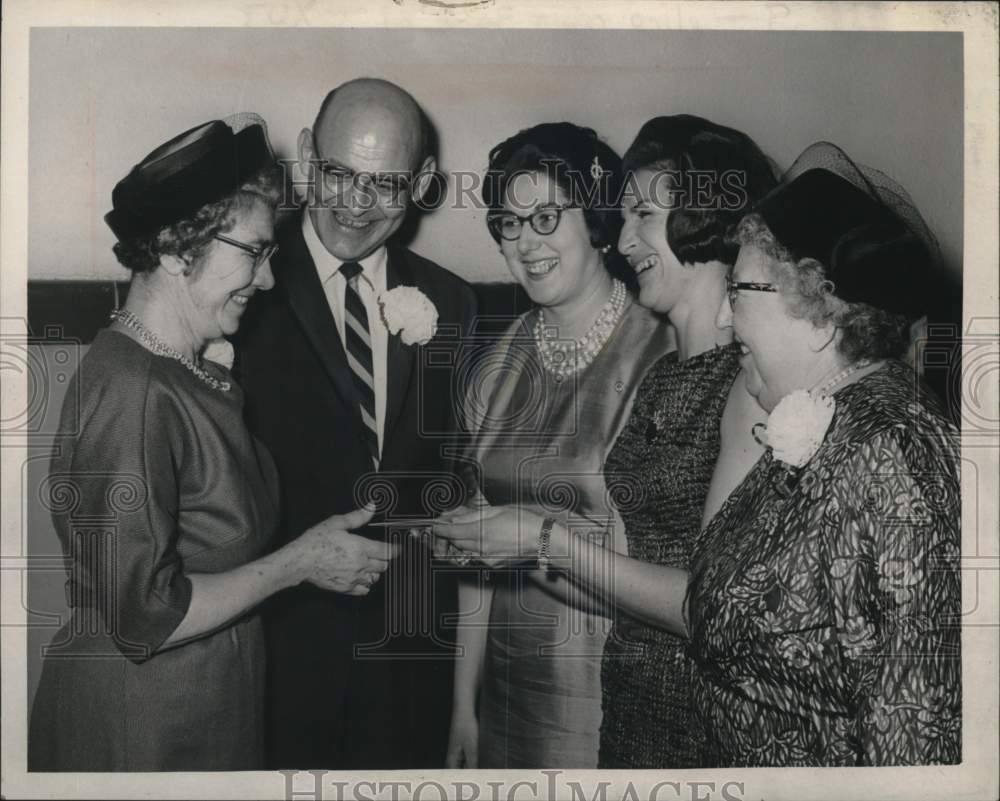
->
xmin=590 ymin=156 xmax=605 ymax=181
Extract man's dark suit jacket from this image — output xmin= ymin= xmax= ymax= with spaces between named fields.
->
xmin=236 ymin=217 xmax=477 ymax=769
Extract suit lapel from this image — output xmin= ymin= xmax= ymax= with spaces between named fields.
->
xmin=279 ymin=220 xmax=365 ymax=428
xmin=383 ymin=246 xmax=417 ymax=457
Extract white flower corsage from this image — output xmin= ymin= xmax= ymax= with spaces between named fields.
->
xmin=202 ymin=337 xmax=235 ymax=370
xmin=378 ymin=286 xmax=438 ymax=346
xmin=757 ymin=389 xmax=835 ymax=469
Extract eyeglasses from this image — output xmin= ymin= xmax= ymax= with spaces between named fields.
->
xmin=487 ymin=204 xmax=576 ymax=241
xmin=214 ymin=233 xmax=279 ymax=269
xmin=725 ymin=274 xmax=780 ymax=306
xmin=312 ymin=138 xmax=412 ymax=203
xmin=315 ymin=163 xmax=413 ymax=201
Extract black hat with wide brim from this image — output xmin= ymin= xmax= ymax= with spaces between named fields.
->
xmin=754 ymin=142 xmax=939 ymax=319
xmin=105 ymin=119 xmax=272 ymax=241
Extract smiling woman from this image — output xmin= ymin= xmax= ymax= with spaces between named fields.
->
xmin=445 ymin=122 xmax=674 ymax=769
xmin=432 ymin=115 xmax=780 ymax=770
xmin=28 ymin=115 xmax=400 ymax=772
xmin=688 ymin=143 xmax=961 ymax=766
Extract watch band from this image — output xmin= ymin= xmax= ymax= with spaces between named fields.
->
xmin=537 ymin=516 xmax=555 ymax=573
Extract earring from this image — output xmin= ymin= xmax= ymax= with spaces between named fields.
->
xmin=600 ymin=244 xmax=611 ymax=254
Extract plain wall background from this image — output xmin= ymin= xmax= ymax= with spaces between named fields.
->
xmin=28 ymin=27 xmax=962 ymax=284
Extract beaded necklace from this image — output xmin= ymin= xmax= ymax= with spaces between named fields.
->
xmin=812 ymin=358 xmax=874 ymax=397
xmin=533 ymin=278 xmax=628 ymax=381
xmin=110 ymin=309 xmax=231 ymax=392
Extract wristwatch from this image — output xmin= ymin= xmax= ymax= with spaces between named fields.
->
xmin=537 ymin=517 xmax=555 ymax=573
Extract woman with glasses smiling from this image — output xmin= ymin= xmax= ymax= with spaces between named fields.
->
xmin=444 ymin=122 xmax=673 ymax=769
xmin=433 ymin=137 xmax=960 ymax=767
xmin=436 ymin=116 xmax=778 ymax=768
xmin=29 ymin=116 xmax=397 ymax=771
xmin=692 ymin=143 xmax=960 ymax=766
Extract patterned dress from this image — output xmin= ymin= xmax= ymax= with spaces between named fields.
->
xmin=599 ymin=343 xmax=740 ymax=768
xmin=688 ymin=360 xmax=961 ymax=766
xmin=464 ymin=300 xmax=673 ymax=768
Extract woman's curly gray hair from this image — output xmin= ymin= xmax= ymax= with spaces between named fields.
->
xmin=733 ymin=213 xmax=910 ymax=363
xmin=112 ymin=165 xmax=284 ymax=274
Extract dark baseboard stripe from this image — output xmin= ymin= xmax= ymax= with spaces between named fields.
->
xmin=27 ymin=281 xmax=129 ymax=342
xmin=26 ymin=280 xmax=532 ymax=344
xmin=25 ymin=279 xmax=962 ymax=424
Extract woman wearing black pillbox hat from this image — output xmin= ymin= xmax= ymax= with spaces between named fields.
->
xmin=29 ymin=115 xmax=399 ymax=771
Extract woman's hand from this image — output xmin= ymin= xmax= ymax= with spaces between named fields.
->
xmin=292 ymin=506 xmax=400 ymax=595
xmin=430 ymin=505 xmax=545 ymax=568
xmin=445 ymin=703 xmax=479 ymax=768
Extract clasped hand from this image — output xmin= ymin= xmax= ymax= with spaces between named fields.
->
xmin=423 ymin=504 xmax=545 ymax=568
xmin=295 ymin=506 xmax=400 ymax=595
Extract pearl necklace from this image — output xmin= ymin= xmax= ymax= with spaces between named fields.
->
xmin=109 ymin=309 xmax=232 ymax=392
xmin=750 ymin=358 xmax=874 ymax=452
xmin=534 ymin=279 xmax=628 ymax=381
xmin=811 ymin=358 xmax=873 ymax=397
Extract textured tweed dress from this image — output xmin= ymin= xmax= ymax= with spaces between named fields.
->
xmin=599 ymin=343 xmax=740 ymax=768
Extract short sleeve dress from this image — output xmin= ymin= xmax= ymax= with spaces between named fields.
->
xmin=465 ymin=300 xmax=673 ymax=768
xmin=688 ymin=361 xmax=961 ymax=766
xmin=599 ymin=343 xmax=740 ymax=768
xmin=29 ymin=329 xmax=280 ymax=771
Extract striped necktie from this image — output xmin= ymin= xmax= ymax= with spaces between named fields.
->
xmin=340 ymin=261 xmax=379 ymax=469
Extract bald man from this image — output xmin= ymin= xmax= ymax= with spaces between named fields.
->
xmin=237 ymin=79 xmax=477 ymax=769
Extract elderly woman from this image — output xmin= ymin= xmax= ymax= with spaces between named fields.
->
xmin=445 ymin=122 xmax=673 ymax=768
xmin=435 ymin=142 xmax=960 ymax=766
xmin=693 ymin=142 xmax=961 ymax=766
xmin=29 ymin=117 xmax=396 ymax=771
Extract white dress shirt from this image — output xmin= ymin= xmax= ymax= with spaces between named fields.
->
xmin=303 ymin=214 xmax=389 ymax=455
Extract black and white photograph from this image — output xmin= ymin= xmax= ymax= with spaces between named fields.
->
xmin=1 ymin=2 xmax=997 ymax=799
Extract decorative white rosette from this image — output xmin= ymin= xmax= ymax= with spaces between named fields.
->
xmin=202 ymin=337 xmax=235 ymax=369
xmin=378 ymin=286 xmax=439 ymax=346
xmin=760 ymin=389 xmax=836 ymax=468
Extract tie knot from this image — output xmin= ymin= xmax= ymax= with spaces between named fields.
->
xmin=340 ymin=261 xmax=363 ymax=281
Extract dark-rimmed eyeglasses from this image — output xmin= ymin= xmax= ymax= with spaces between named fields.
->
xmin=311 ymin=137 xmax=413 ymax=203
xmin=487 ymin=204 xmax=576 ymax=241
xmin=214 ymin=234 xmax=279 ymax=269
xmin=725 ymin=274 xmax=780 ymax=306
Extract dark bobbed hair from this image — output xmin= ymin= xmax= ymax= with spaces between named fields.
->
xmin=112 ymin=165 xmax=284 ymax=274
xmin=734 ymin=213 xmax=910 ymax=362
xmin=622 ymin=115 xmax=777 ymax=265
xmin=482 ymin=122 xmax=624 ymax=251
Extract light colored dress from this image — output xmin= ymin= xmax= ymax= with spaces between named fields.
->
xmin=462 ymin=299 xmax=673 ymax=768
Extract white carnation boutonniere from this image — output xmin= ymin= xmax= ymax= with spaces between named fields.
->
xmin=378 ymin=286 xmax=439 ymax=346
xmin=756 ymin=389 xmax=836 ymax=469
